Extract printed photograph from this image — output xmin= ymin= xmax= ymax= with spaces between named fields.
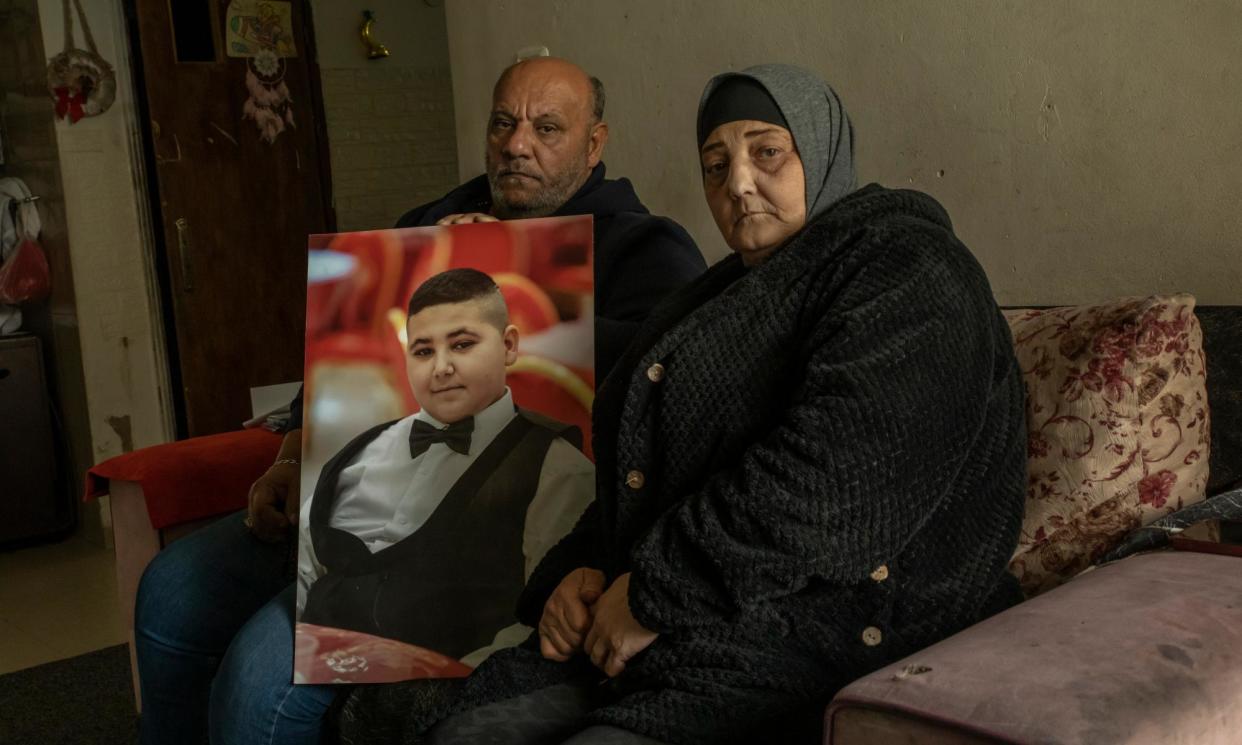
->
xmin=293 ymin=215 xmax=596 ymax=684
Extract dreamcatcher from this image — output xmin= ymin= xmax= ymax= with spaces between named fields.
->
xmin=243 ymin=49 xmax=295 ymax=144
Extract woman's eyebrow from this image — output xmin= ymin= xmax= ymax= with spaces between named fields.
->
xmin=701 ymin=128 xmax=787 ymax=155
xmin=743 ymin=127 xmax=783 ymax=139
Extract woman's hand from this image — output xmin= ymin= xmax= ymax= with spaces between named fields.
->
xmin=539 ymin=567 xmax=606 ymax=661
xmin=584 ymin=573 xmax=658 ymax=677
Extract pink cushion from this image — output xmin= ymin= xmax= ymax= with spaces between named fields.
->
xmin=1003 ymin=296 xmax=1210 ymax=595
xmin=826 ymin=550 xmax=1242 ymax=745
xmin=85 ymin=429 xmax=282 ymax=530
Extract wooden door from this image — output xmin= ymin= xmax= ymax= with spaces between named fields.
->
xmin=127 ymin=0 xmax=332 ymax=436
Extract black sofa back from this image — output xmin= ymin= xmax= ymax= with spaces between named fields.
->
xmin=1198 ymin=306 xmax=1242 ymax=495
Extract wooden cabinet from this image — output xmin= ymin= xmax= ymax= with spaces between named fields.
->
xmin=0 ymin=335 xmax=72 ymax=544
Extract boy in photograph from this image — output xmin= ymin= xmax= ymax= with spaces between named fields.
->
xmin=297 ymin=268 xmax=594 ymax=661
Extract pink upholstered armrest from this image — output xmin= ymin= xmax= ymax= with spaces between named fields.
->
xmin=85 ymin=429 xmax=283 ymax=530
xmin=824 ymin=551 xmax=1242 ymax=745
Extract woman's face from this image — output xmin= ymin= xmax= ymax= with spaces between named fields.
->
xmin=700 ymin=120 xmax=806 ymax=266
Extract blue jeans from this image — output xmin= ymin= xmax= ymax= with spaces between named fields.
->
xmin=134 ymin=510 xmax=339 ymax=744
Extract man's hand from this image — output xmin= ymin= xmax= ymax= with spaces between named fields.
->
xmin=435 ymin=212 xmax=499 ymax=225
xmin=247 ymin=430 xmax=302 ymax=543
xmin=538 ymin=567 xmax=605 ymax=661
xmin=584 ymin=573 xmax=658 ymax=678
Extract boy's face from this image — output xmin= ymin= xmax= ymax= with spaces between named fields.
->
xmin=405 ymin=299 xmax=518 ymax=424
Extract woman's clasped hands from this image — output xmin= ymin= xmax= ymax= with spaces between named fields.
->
xmin=538 ymin=568 xmax=659 ymax=677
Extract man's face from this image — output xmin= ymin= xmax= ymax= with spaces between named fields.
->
xmin=485 ymin=60 xmax=606 ymax=218
xmin=405 ymin=300 xmax=518 ymax=424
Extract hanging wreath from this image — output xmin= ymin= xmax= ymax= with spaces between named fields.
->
xmin=242 ymin=50 xmax=296 ymax=144
xmin=46 ymin=0 xmax=116 ymax=123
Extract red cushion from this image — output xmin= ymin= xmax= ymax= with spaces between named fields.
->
xmin=85 ymin=429 xmax=283 ymax=530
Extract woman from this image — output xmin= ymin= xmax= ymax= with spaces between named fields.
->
xmin=346 ymin=63 xmax=1026 ymax=745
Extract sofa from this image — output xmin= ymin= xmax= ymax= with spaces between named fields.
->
xmin=86 ymin=296 xmax=1242 ymax=742
xmin=824 ymin=298 xmax=1242 ymax=744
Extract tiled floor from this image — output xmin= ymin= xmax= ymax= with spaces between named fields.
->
xmin=0 ymin=529 xmax=126 ymax=675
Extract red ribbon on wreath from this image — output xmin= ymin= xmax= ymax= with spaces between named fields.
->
xmin=46 ymin=0 xmax=115 ymax=124
xmin=53 ymin=86 xmax=86 ymax=124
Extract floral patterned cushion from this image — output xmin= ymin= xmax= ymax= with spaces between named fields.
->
xmin=1004 ymin=295 xmax=1210 ymax=596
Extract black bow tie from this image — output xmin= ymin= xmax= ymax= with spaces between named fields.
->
xmin=409 ymin=417 xmax=474 ymax=458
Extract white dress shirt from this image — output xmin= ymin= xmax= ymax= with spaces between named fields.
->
xmin=296 ymin=388 xmax=594 ymax=642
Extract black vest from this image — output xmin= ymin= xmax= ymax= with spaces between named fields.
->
xmin=301 ymin=409 xmax=581 ymax=658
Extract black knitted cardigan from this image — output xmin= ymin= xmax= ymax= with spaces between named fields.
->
xmin=359 ymin=184 xmax=1028 ymax=744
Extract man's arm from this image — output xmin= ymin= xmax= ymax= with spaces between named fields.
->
xmin=247 ymin=427 xmax=303 ymax=543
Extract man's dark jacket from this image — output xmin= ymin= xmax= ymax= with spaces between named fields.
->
xmin=289 ymin=163 xmax=705 ymax=429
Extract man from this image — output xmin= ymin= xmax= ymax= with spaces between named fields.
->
xmin=134 ymin=57 xmax=704 ymax=745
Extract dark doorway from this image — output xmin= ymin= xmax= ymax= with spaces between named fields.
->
xmin=124 ymin=0 xmax=334 ymax=436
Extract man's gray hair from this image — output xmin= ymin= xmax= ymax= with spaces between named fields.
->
xmin=589 ymin=76 xmax=605 ymax=122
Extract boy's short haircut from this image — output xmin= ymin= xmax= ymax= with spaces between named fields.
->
xmin=407 ymin=268 xmax=509 ymax=331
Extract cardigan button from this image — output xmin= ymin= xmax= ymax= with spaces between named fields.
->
xmin=646 ymin=363 xmax=665 ymax=383
xmin=870 ymin=565 xmax=889 ymax=582
xmin=862 ymin=626 xmax=883 ymax=647
xmin=625 ymin=470 xmax=645 ymax=489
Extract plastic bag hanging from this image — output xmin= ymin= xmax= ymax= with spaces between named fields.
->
xmin=46 ymin=0 xmax=117 ymax=123
xmin=0 ymin=178 xmax=51 ymax=305
xmin=0 ymin=239 xmax=52 ymax=305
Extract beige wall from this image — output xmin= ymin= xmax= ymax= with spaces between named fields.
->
xmin=445 ymin=0 xmax=1242 ymax=306
xmin=310 ymin=1 xmax=458 ymax=231
xmin=36 ymin=0 xmax=174 ymax=461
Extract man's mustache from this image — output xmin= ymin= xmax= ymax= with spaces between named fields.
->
xmin=497 ymin=168 xmax=542 ymax=181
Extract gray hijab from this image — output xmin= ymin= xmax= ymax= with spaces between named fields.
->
xmin=697 ymin=64 xmax=857 ymax=223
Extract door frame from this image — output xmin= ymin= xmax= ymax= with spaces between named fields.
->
xmin=119 ymin=0 xmax=336 ymax=438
